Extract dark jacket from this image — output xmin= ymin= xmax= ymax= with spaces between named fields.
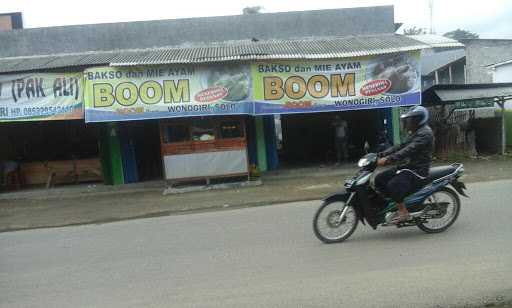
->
xmin=379 ymin=125 xmax=434 ymax=177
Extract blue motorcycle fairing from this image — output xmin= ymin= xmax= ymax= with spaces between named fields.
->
xmin=378 ymin=179 xmax=450 ymax=215
xmin=405 ymin=179 xmax=450 ymax=205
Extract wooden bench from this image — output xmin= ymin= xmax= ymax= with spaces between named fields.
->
xmin=20 ymin=158 xmax=103 ymax=188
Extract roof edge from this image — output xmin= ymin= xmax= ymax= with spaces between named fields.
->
xmin=486 ymin=59 xmax=512 ymax=69
xmin=0 ymin=34 xmax=428 ymax=73
xmin=111 ymin=45 xmax=427 ymax=66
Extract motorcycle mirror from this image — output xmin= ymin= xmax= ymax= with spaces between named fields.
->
xmin=364 ymin=141 xmax=370 ymax=154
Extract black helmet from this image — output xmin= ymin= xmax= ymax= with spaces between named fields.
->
xmin=401 ymin=105 xmax=429 ymax=126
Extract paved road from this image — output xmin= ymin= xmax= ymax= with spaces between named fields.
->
xmin=1 ymin=180 xmax=511 ymax=308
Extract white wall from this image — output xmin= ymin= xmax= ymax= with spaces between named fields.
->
xmin=493 ymin=63 xmax=512 ymax=83
xmin=492 ymin=63 xmax=512 ymax=109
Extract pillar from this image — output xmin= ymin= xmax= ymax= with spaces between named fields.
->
xmin=255 ymin=116 xmax=268 ymax=172
xmin=99 ymin=123 xmax=124 ymax=185
xmin=263 ymin=115 xmax=279 ymax=170
xmin=391 ymin=107 xmax=401 ymax=145
xmin=498 ymin=99 xmax=506 ymax=155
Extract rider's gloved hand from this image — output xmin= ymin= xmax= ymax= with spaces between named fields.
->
xmin=377 ymin=157 xmax=388 ymax=167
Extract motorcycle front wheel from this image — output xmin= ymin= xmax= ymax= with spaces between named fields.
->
xmin=313 ymin=200 xmax=358 ymax=243
xmin=417 ymin=187 xmax=461 ymax=233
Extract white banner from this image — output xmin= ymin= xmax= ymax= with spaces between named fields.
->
xmin=0 ymin=72 xmax=83 ymax=122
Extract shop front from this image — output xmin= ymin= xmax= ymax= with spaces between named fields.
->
xmin=279 ymin=109 xmax=385 ymax=164
xmin=84 ymin=64 xmax=255 ymax=185
xmin=250 ymin=53 xmax=421 ymax=165
xmin=0 ymin=72 xmax=103 ymax=190
xmin=82 ymin=49 xmax=422 ymax=185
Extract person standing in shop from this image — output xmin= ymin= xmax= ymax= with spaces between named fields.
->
xmin=332 ymin=116 xmax=349 ymax=165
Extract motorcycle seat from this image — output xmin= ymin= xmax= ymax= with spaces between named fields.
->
xmin=428 ymin=165 xmax=457 ymax=182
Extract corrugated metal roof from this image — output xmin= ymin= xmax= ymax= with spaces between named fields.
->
xmin=422 ymin=83 xmax=512 ymax=105
xmin=0 ymin=51 xmax=120 ymax=74
xmin=110 ymin=34 xmax=428 ymax=66
xmin=422 ymin=49 xmax=466 ymax=75
xmin=435 ymin=87 xmax=512 ymax=102
xmin=409 ymin=34 xmax=464 ymax=49
xmin=0 ymin=34 xmax=427 ymax=73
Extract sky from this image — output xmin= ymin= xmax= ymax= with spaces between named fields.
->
xmin=1 ymin=0 xmax=511 ymax=39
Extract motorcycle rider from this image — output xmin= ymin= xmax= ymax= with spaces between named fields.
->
xmin=375 ymin=105 xmax=434 ymax=223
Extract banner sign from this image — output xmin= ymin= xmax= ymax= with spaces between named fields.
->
xmin=84 ymin=64 xmax=253 ymax=122
xmin=0 ymin=73 xmax=83 ymax=122
xmin=83 ymin=51 xmax=422 ymax=122
xmin=454 ymin=99 xmax=495 ymax=110
xmin=251 ymin=50 xmax=421 ymax=114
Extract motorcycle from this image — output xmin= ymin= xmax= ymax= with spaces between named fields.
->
xmin=313 ymin=153 xmax=468 ymax=243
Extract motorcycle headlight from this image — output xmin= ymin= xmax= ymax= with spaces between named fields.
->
xmin=358 ymin=158 xmax=370 ymax=168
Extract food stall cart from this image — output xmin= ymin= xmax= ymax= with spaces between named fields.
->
xmin=159 ymin=116 xmax=249 ymax=185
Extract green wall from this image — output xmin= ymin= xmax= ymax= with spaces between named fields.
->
xmin=254 ymin=116 xmax=268 ymax=172
xmin=99 ymin=123 xmax=124 ymax=185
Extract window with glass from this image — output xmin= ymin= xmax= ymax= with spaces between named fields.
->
xmin=163 ymin=125 xmax=190 ymax=143
xmin=191 ymin=120 xmax=216 ymax=141
xmin=219 ymin=121 xmax=243 ymax=139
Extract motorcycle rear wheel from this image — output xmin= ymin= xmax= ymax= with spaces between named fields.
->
xmin=313 ymin=200 xmax=358 ymax=243
xmin=417 ymin=187 xmax=460 ymax=233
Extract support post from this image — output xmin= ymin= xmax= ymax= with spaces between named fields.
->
xmin=499 ymin=99 xmax=506 ymax=155
xmin=263 ymin=115 xmax=279 ymax=170
xmin=255 ymin=116 xmax=268 ymax=172
xmin=391 ymin=107 xmax=401 ymax=145
xmin=100 ymin=123 xmax=124 ymax=185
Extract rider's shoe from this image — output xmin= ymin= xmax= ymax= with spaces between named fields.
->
xmin=390 ymin=212 xmax=411 ymax=224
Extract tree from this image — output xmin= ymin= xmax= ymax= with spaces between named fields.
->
xmin=443 ymin=29 xmax=479 ymax=40
xmin=242 ymin=6 xmax=263 ymax=14
xmin=403 ymin=26 xmax=427 ymax=35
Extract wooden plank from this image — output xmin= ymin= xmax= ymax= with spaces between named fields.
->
xmin=20 ymin=158 xmax=103 ymax=186
xmin=20 ymin=162 xmax=50 ymax=185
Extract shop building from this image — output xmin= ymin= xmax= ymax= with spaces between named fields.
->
xmin=0 ymin=6 xmax=427 ymax=189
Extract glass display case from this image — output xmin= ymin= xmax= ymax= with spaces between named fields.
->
xmin=159 ymin=116 xmax=249 ymax=184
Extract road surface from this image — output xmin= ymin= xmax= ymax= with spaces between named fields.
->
xmin=1 ymin=180 xmax=511 ymax=307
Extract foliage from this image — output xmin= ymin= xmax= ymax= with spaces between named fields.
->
xmin=443 ymin=29 xmax=479 ymax=40
xmin=242 ymin=6 xmax=263 ymax=14
xmin=403 ymin=27 xmax=427 ymax=35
